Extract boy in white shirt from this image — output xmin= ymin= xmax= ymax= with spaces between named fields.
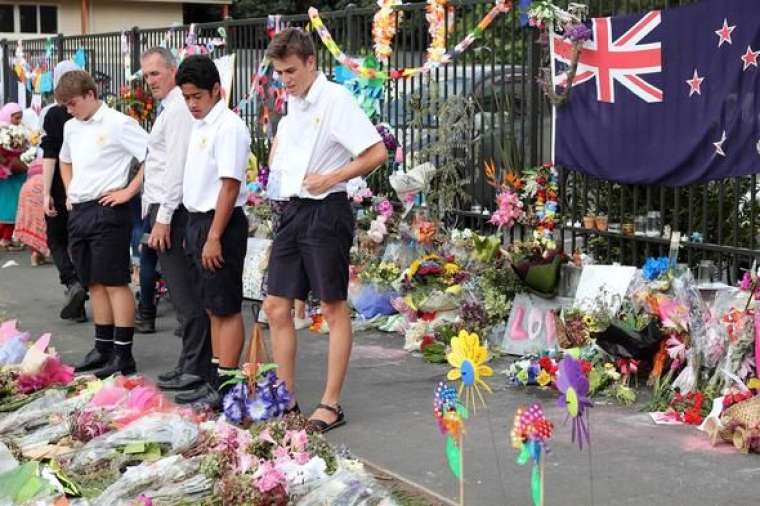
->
xmin=56 ymin=70 xmax=149 ymax=378
xmin=172 ymin=56 xmax=250 ymax=407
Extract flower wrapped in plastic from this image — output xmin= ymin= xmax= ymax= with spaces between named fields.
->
xmin=505 ymin=236 xmax=563 ymax=298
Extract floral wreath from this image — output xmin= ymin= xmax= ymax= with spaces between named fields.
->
xmin=373 ymin=0 xmax=405 ymax=63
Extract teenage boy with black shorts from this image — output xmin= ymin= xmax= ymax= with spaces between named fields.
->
xmin=172 ymin=56 xmax=250 ymax=407
xmin=56 ymin=70 xmax=149 ymax=378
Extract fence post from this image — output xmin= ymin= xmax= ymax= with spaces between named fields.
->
xmin=130 ymin=26 xmax=141 ymax=79
xmin=525 ymin=27 xmax=541 ymax=168
xmin=56 ymin=33 xmax=64 ymax=63
xmin=1 ymin=39 xmax=7 ymax=103
xmin=345 ymin=3 xmax=356 ymax=55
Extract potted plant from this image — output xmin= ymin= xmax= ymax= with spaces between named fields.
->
xmin=622 ymin=214 xmax=635 ymax=236
xmin=583 ymin=213 xmax=595 ymax=229
xmin=595 ymin=213 xmax=608 ymax=231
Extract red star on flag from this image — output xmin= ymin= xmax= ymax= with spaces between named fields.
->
xmin=713 ymin=130 xmax=727 ymax=157
xmin=715 ymin=18 xmax=736 ymax=47
xmin=686 ymin=69 xmax=704 ymax=96
xmin=741 ymin=46 xmax=759 ymax=71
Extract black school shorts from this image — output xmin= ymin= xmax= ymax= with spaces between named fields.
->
xmin=68 ymin=201 xmax=131 ymax=287
xmin=185 ymin=207 xmax=248 ymax=316
xmin=267 ymin=192 xmax=354 ymax=302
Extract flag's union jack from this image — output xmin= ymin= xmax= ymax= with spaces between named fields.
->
xmin=552 ymin=11 xmax=663 ymax=103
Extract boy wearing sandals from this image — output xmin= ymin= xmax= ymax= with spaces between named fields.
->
xmin=262 ymin=28 xmax=387 ymax=432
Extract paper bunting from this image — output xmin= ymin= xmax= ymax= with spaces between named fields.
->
xmin=556 ymin=355 xmax=593 ymax=450
xmin=446 ymin=329 xmax=493 ymax=412
xmin=309 ymin=0 xmax=512 ymax=81
xmin=511 ymin=403 xmax=553 ymax=506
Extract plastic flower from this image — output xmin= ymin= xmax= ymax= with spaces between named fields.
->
xmin=642 ymin=256 xmax=670 ymax=281
xmin=556 ymin=356 xmax=593 ymax=451
xmin=447 ymin=330 xmax=493 ymax=410
xmin=536 ymin=369 xmax=552 ymax=387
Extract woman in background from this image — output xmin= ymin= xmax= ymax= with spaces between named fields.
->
xmin=0 ymin=103 xmax=29 ymax=250
xmin=14 ymin=158 xmax=49 ymax=265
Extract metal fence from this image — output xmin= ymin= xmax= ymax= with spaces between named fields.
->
xmin=2 ymin=0 xmax=756 ymax=281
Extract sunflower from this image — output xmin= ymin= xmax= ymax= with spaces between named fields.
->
xmin=446 ymin=330 xmax=493 ymax=410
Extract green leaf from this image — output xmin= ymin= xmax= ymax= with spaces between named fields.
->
xmin=445 ymin=436 xmax=461 ymax=479
xmin=531 ymin=464 xmax=542 ymax=506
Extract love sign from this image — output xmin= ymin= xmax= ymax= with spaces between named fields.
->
xmin=501 ymin=294 xmax=573 ymax=356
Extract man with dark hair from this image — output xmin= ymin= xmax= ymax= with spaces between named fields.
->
xmin=140 ymin=47 xmax=212 ymax=393
xmin=172 ymin=55 xmax=250 ymax=407
xmin=56 ymin=70 xmax=149 ymax=378
xmin=262 ymin=27 xmax=387 ymax=432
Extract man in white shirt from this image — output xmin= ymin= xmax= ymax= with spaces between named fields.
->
xmin=172 ymin=55 xmax=250 ymax=407
xmin=262 ymin=29 xmax=387 ymax=432
xmin=56 ymin=70 xmax=149 ymax=378
xmin=139 ymin=47 xmax=212 ymax=393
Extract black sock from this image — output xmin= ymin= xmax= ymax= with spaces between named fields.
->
xmin=113 ymin=327 xmax=135 ymax=358
xmin=217 ymin=366 xmax=238 ymax=396
xmin=210 ymin=357 xmax=220 ymax=386
xmin=94 ymin=324 xmax=114 ymax=354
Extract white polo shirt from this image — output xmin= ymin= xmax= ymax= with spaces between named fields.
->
xmin=269 ymin=72 xmax=382 ymax=200
xmin=182 ymin=99 xmax=250 ymax=213
xmin=143 ymin=87 xmax=194 ymax=223
xmin=59 ymin=102 xmax=149 ymax=204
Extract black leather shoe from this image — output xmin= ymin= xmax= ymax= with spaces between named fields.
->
xmin=175 ymin=383 xmax=219 ymax=406
xmin=74 ymin=348 xmax=112 ymax=373
xmin=158 ymin=373 xmax=204 ymax=391
xmin=60 ymin=283 xmax=87 ymax=320
xmin=157 ymin=366 xmax=183 ymax=383
xmin=135 ymin=316 xmax=156 ymax=334
xmin=92 ymin=354 xmax=137 ymax=379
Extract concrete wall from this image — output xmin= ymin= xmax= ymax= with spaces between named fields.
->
xmin=0 ymin=0 xmax=188 ymax=39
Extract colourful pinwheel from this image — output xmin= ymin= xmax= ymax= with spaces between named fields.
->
xmin=555 ymin=355 xmax=593 ymax=450
xmin=433 ymin=382 xmax=468 ymax=479
xmin=446 ymin=330 xmax=493 ymax=411
xmin=511 ymin=403 xmax=554 ymax=506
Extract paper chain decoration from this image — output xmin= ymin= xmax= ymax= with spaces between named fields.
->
xmin=309 ymin=0 xmax=513 ymax=81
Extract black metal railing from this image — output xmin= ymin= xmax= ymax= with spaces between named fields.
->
xmin=2 ymin=0 xmax=756 ymax=279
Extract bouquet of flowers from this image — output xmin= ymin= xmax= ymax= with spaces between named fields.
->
xmin=507 ymin=355 xmax=559 ymax=387
xmin=108 ymin=83 xmax=155 ymax=123
xmin=0 ymin=125 xmax=33 ymax=179
xmin=505 ymin=236 xmax=563 ymax=297
xmin=350 ymin=260 xmax=402 ymax=319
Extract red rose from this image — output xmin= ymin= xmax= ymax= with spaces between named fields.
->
xmin=420 ymin=335 xmax=436 ymax=350
xmin=580 ymin=360 xmax=592 ymax=375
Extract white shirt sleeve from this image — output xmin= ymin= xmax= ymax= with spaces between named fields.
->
xmin=156 ymin=105 xmax=193 ymax=224
xmin=214 ymin=118 xmax=250 ymax=182
xmin=119 ymin=117 xmax=150 ymax=163
xmin=59 ymin=122 xmax=72 ymax=163
xmin=329 ymin=89 xmax=383 ymax=157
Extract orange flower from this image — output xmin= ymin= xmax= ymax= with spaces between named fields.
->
xmin=505 ymin=170 xmax=524 ymax=190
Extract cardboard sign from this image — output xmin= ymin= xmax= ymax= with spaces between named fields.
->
xmin=213 ymin=53 xmax=235 ymax=107
xmin=501 ymin=294 xmax=572 ymax=356
xmin=574 ymin=265 xmax=637 ymax=315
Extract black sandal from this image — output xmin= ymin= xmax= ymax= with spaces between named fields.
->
xmin=284 ymin=402 xmax=301 ymax=415
xmin=307 ymin=403 xmax=346 ymax=433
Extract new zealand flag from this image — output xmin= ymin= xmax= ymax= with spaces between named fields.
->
xmin=552 ymin=0 xmax=760 ymax=185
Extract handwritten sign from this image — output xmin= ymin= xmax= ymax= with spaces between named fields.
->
xmin=501 ymin=294 xmax=572 ymax=356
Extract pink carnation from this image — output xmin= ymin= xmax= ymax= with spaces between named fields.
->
xmin=489 ymin=190 xmax=524 ymax=230
xmin=254 ymin=460 xmax=288 ymax=493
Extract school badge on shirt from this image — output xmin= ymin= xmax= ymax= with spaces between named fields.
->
xmin=198 ymin=136 xmax=209 ymax=150
xmin=95 ymin=131 xmax=108 ymax=146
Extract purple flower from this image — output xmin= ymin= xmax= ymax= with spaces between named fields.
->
xmin=376 ymin=124 xmax=398 ymax=152
xmin=564 ymin=24 xmax=592 ymax=43
xmin=222 ymin=383 xmax=249 ymax=424
xmin=257 ymin=164 xmax=270 ymax=190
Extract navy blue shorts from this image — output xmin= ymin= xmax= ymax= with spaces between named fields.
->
xmin=185 ymin=207 xmax=248 ymax=316
xmin=68 ymin=201 xmax=131 ymax=287
xmin=267 ymin=192 xmax=354 ymax=302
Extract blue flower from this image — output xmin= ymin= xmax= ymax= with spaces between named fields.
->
xmin=222 ymin=383 xmax=249 ymax=424
xmin=642 ymin=256 xmax=670 ymax=281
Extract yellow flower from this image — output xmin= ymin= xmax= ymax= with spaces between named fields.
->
xmin=408 ymin=259 xmax=422 ymax=277
xmin=537 ymin=369 xmax=552 ymax=387
xmin=447 ymin=330 xmax=493 ymax=408
xmin=444 ymin=263 xmax=460 ymax=275
xmin=445 ymin=284 xmax=462 ymax=296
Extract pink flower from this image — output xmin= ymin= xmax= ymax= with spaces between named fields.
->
xmin=273 ymin=445 xmax=291 ymax=462
xmin=16 ymin=356 xmax=74 ymax=394
xmin=374 ymin=199 xmax=394 ymax=219
xmin=740 ymin=272 xmax=753 ymax=291
xmin=254 ymin=460 xmax=287 ymax=493
xmin=489 ymin=190 xmax=524 ymax=230
xmin=258 ymin=427 xmax=276 ymax=444
xmin=285 ymin=430 xmax=308 ymax=452
xmin=293 ymin=451 xmax=312 ymax=465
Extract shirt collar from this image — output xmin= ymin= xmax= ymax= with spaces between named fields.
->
xmin=199 ymin=98 xmax=226 ymax=126
xmin=161 ymin=86 xmax=183 ymax=108
xmin=293 ymin=72 xmax=326 ymax=111
xmin=87 ymin=102 xmax=107 ymax=123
